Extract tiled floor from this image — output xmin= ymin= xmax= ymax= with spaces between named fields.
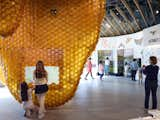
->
xmin=0 ymin=76 xmax=159 ymax=120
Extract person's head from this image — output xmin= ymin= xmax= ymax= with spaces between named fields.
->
xmin=125 ymin=62 xmax=128 ymax=65
xmin=106 ymin=57 xmax=109 ymax=60
xmin=99 ymin=60 xmax=103 ymax=64
xmin=133 ymin=59 xmax=136 ymax=61
xmin=149 ymin=56 xmax=157 ymax=65
xmin=35 ymin=60 xmax=46 ymax=78
xmin=36 ymin=60 xmax=45 ymax=71
xmin=142 ymin=65 xmax=146 ymax=68
xmin=88 ymin=57 xmax=91 ymax=60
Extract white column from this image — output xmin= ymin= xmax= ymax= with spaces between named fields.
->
xmin=113 ymin=49 xmax=118 ymax=74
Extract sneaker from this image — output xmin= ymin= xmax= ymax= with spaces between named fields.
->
xmin=38 ymin=113 xmax=45 ymax=119
xmin=144 ymin=108 xmax=148 ymax=114
xmin=43 ymin=109 xmax=47 ymax=113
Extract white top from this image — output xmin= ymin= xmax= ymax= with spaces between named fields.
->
xmin=98 ymin=63 xmax=104 ymax=74
xmin=105 ymin=60 xmax=110 ymax=65
xmin=22 ymin=88 xmax=34 ymax=110
xmin=34 ymin=78 xmax=47 ymax=85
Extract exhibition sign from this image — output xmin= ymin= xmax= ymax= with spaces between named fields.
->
xmin=143 ymin=24 xmax=160 ymax=46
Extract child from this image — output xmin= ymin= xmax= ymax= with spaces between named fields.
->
xmin=85 ymin=57 xmax=94 ymax=80
xmin=97 ymin=60 xmax=104 ymax=80
xmin=20 ymin=82 xmax=38 ymax=118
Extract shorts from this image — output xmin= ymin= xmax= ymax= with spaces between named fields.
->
xmin=35 ymin=84 xmax=48 ymax=94
xmin=105 ymin=65 xmax=109 ymax=73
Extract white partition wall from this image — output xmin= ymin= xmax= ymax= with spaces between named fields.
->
xmin=96 ymin=30 xmax=143 ymax=74
xmin=88 ymin=24 xmax=160 ymax=81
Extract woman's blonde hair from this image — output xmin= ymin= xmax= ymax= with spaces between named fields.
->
xmin=150 ymin=56 xmax=157 ymax=65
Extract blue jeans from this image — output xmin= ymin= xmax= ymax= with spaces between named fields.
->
xmin=105 ymin=65 xmax=109 ymax=74
xmin=98 ymin=72 xmax=104 ymax=79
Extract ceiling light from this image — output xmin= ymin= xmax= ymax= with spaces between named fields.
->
xmin=156 ymin=10 xmax=159 ymax=14
xmin=136 ymin=9 xmax=139 ymax=12
xmin=50 ymin=8 xmax=57 ymax=15
xmin=118 ymin=20 xmax=121 ymax=23
xmin=105 ymin=23 xmax=111 ymax=28
xmin=11 ymin=1 xmax=15 ymax=5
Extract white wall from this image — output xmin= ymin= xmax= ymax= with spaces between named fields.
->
xmin=96 ymin=30 xmax=143 ymax=73
xmin=91 ymin=24 xmax=160 ymax=80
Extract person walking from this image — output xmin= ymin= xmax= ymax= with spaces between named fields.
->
xmin=124 ymin=62 xmax=129 ymax=77
xmin=97 ymin=60 xmax=104 ymax=80
xmin=130 ymin=59 xmax=139 ymax=81
xmin=143 ymin=56 xmax=159 ymax=112
xmin=85 ymin=57 xmax=94 ymax=80
xmin=105 ymin=57 xmax=110 ymax=75
xmin=33 ymin=60 xmax=48 ymax=119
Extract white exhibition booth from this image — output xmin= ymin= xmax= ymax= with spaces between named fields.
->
xmin=85 ymin=24 xmax=160 ymax=80
xmin=96 ymin=29 xmax=143 ymax=74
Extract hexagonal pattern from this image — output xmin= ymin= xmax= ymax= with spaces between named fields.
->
xmin=0 ymin=0 xmax=24 ymax=36
xmin=0 ymin=0 xmax=105 ymax=108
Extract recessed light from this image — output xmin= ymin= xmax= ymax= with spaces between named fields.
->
xmin=156 ymin=10 xmax=159 ymax=14
xmin=50 ymin=8 xmax=57 ymax=15
xmin=105 ymin=23 xmax=111 ymax=28
xmin=11 ymin=1 xmax=15 ymax=5
xmin=118 ymin=20 xmax=121 ymax=23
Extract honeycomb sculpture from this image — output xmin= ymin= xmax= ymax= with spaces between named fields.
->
xmin=0 ymin=0 xmax=105 ymax=107
xmin=0 ymin=0 xmax=24 ymax=36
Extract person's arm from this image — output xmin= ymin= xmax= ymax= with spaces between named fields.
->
xmin=33 ymin=71 xmax=36 ymax=85
xmin=46 ymin=72 xmax=48 ymax=83
xmin=156 ymin=66 xmax=159 ymax=75
xmin=130 ymin=63 xmax=133 ymax=70
xmin=102 ymin=64 xmax=105 ymax=73
xmin=143 ymin=66 xmax=148 ymax=75
xmin=136 ymin=62 xmax=139 ymax=69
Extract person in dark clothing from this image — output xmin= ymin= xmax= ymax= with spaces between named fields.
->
xmin=143 ymin=56 xmax=159 ymax=111
xmin=20 ymin=81 xmax=28 ymax=102
xmin=20 ymin=82 xmax=34 ymax=117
